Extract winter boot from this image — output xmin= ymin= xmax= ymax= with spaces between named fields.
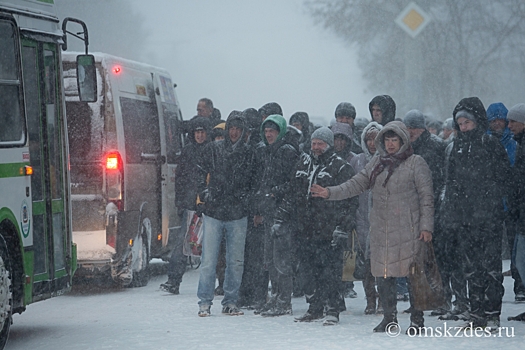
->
xmin=405 ymin=310 xmax=424 ymax=335
xmin=160 ymin=279 xmax=180 ymax=294
xmin=294 ymin=307 xmax=324 ymax=322
xmin=364 ymin=296 xmax=376 ymax=315
xmin=323 ymin=314 xmax=339 ymax=326
xmin=260 ymin=303 xmax=292 ymax=317
xmin=373 ymin=314 xmax=398 ymax=333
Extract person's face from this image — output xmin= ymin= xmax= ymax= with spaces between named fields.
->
xmin=197 ymin=101 xmax=212 ymax=117
xmin=384 ymin=136 xmax=401 ymax=155
xmin=508 ymin=119 xmax=525 ymax=135
xmin=229 ymin=126 xmax=242 ymax=143
xmin=428 ymin=127 xmax=438 ymax=135
xmin=336 ymin=115 xmax=354 ymax=127
xmin=311 ymin=139 xmax=329 ymax=156
xmin=489 ymin=119 xmax=506 ymax=133
xmin=264 ymin=128 xmax=279 ymax=145
xmin=194 ymin=130 xmax=207 ymax=144
xmin=366 ymin=137 xmax=376 ymax=154
xmin=334 ymin=135 xmax=347 ymax=152
xmin=456 ymin=117 xmax=476 ymax=132
xmin=407 ymin=128 xmax=425 ymax=143
xmin=292 ymin=122 xmax=302 ymax=131
xmin=443 ymin=128 xmax=453 ymax=139
xmin=371 ymin=104 xmax=383 ymax=123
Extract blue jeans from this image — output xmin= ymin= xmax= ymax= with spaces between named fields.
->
xmin=197 ymin=215 xmax=247 ymax=307
xmin=515 ymin=234 xmax=525 ymax=288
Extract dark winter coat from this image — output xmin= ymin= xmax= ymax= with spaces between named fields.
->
xmin=411 ymin=129 xmax=446 ymax=205
xmin=175 ymin=117 xmax=211 ymax=211
xmin=510 ymin=131 xmax=525 ymax=228
xmin=327 ymin=121 xmax=434 ymax=278
xmin=440 ymin=97 xmax=510 ymax=228
xmin=256 ymin=116 xmax=300 ymax=217
xmin=276 ymin=149 xmax=358 ymax=241
xmin=197 ymin=111 xmax=256 ymax=221
xmin=368 ymin=95 xmax=396 ymax=126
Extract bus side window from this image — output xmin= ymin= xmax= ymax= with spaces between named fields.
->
xmin=0 ymin=20 xmax=24 ymax=143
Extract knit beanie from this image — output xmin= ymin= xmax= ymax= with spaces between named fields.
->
xmin=403 ymin=109 xmax=426 ymax=129
xmin=455 ymin=110 xmax=476 ymax=122
xmin=443 ymin=118 xmax=454 ymax=130
xmin=335 ymin=102 xmax=356 ymax=120
xmin=507 ymin=103 xmax=525 ymax=124
xmin=311 ymin=126 xmax=334 ymax=147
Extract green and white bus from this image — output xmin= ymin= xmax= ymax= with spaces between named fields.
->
xmin=0 ymin=0 xmax=96 ymax=347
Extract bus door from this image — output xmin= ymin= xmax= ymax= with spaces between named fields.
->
xmin=21 ymin=39 xmax=68 ymax=298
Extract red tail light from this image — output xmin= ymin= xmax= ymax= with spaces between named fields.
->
xmin=106 ymin=152 xmax=121 ymax=171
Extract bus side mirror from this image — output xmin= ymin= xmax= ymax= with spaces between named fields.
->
xmin=76 ymin=54 xmax=97 ymax=102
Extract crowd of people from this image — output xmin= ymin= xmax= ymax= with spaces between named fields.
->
xmin=160 ymin=95 xmax=525 ymax=334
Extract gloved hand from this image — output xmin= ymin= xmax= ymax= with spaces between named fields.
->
xmin=195 ymin=204 xmax=204 ymax=217
xmin=271 ymin=220 xmax=284 ymax=238
xmin=331 ymin=227 xmax=349 ymax=249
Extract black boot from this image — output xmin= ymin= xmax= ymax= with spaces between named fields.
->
xmin=373 ymin=314 xmax=398 ymax=332
xmin=406 ymin=310 xmax=424 ymax=335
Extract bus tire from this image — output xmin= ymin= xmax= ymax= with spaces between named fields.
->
xmin=0 ymin=235 xmax=12 ymax=349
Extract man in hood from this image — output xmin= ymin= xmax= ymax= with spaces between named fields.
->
xmin=440 ymin=97 xmax=510 ymax=331
xmin=486 ymin=102 xmax=524 ymax=302
xmin=369 ymin=95 xmax=396 ymax=126
xmin=160 ymin=116 xmax=211 ymax=294
xmin=289 ymin=111 xmax=312 ymax=154
xmin=334 ymin=102 xmax=363 ymax=154
xmin=276 ymin=126 xmax=358 ymax=325
xmin=252 ymin=115 xmax=299 ymax=317
xmin=196 ymin=110 xmax=256 ymax=317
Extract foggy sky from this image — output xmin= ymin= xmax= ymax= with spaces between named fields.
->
xmin=129 ymin=0 xmax=375 ymax=125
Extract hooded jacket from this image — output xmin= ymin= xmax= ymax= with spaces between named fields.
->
xmin=175 ymin=117 xmax=211 ymax=210
xmin=332 ymin=122 xmax=355 ymax=160
xmin=197 ymin=111 xmax=256 ymax=221
xmin=289 ymin=112 xmax=312 ymax=153
xmin=255 ymin=115 xmax=299 ymax=217
xmin=348 ymin=121 xmax=383 ymax=254
xmin=441 ymin=97 xmax=510 ymax=227
xmin=368 ymin=95 xmax=396 ymax=126
xmin=327 ymin=121 xmax=434 ymax=278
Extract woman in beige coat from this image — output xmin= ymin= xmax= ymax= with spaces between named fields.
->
xmin=311 ymin=121 xmax=434 ymax=334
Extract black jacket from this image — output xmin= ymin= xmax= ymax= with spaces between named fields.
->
xmin=276 ymin=149 xmax=358 ymax=241
xmin=175 ymin=117 xmax=211 ymax=211
xmin=198 ymin=112 xmax=256 ymax=221
xmin=411 ymin=129 xmax=446 ymax=204
xmin=441 ymin=97 xmax=510 ymax=227
xmin=255 ymin=138 xmax=299 ymax=217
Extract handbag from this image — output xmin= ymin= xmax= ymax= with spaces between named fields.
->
xmin=182 ymin=210 xmax=204 ymax=257
xmin=342 ymin=230 xmax=365 ymax=281
xmin=408 ymin=241 xmax=446 ymax=311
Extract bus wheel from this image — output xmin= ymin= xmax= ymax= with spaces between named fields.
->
xmin=0 ymin=236 xmax=12 ymax=349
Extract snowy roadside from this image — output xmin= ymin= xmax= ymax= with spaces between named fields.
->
xmin=6 ymin=260 xmax=524 ymax=350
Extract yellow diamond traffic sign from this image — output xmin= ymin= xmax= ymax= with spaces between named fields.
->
xmin=395 ymin=2 xmax=431 ymax=38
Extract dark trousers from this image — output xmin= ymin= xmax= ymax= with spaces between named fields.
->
xmin=167 ymin=210 xmax=189 ymax=285
xmin=460 ymin=221 xmax=505 ymax=319
xmin=238 ymin=218 xmax=268 ymax=306
xmin=299 ymin=238 xmax=343 ymax=316
xmin=505 ymin=218 xmax=525 ymax=294
xmin=434 ymin=225 xmax=468 ymax=310
xmin=264 ymin=222 xmax=293 ymax=307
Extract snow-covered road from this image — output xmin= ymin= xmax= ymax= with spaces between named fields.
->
xmin=5 ymin=260 xmax=524 ymax=349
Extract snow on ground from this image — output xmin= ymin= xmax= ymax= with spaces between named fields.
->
xmin=5 ymin=260 xmax=525 ymax=350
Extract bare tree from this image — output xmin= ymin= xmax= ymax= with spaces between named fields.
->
xmin=305 ymin=0 xmax=525 ymax=119
xmin=56 ymin=0 xmax=150 ymax=62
